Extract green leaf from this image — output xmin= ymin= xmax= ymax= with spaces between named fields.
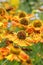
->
xmin=0 ymin=39 xmax=7 ymax=48
xmin=0 ymin=59 xmax=21 ymax=65
xmin=14 ymin=27 xmax=25 ymax=33
xmin=22 ymin=42 xmax=43 ymax=65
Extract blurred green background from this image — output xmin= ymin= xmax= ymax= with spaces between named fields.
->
xmin=0 ymin=0 xmax=43 ymax=13
xmin=19 ymin=0 xmax=43 ymax=13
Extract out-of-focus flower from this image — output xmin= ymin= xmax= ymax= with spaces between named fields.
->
xmin=9 ymin=0 xmax=20 ymax=8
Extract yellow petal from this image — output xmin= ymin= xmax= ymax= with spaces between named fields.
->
xmin=0 ymin=22 xmax=3 ymax=26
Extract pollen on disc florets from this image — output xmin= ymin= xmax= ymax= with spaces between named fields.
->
xmin=17 ymin=30 xmax=26 ymax=40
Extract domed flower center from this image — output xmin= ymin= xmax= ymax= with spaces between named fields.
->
xmin=17 ymin=30 xmax=26 ymax=40
xmin=26 ymin=59 xmax=31 ymax=64
xmin=0 ymin=8 xmax=5 ymax=15
xmin=20 ymin=18 xmax=29 ymax=25
xmin=33 ymin=20 xmax=42 ymax=27
xmin=19 ymin=12 xmax=26 ymax=18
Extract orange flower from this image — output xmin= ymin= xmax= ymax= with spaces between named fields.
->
xmin=3 ymin=22 xmax=8 ymax=28
xmin=40 ymin=26 xmax=43 ymax=33
xmin=0 ymin=48 xmax=10 ymax=57
xmin=13 ymin=31 xmax=33 ymax=46
xmin=19 ymin=51 xmax=28 ymax=61
xmin=26 ymin=26 xmax=34 ymax=34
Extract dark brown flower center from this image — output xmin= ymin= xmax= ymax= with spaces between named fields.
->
xmin=6 ymin=7 xmax=13 ymax=12
xmin=20 ymin=18 xmax=29 ymax=25
xmin=0 ymin=8 xmax=5 ymax=15
xmin=26 ymin=59 xmax=31 ymax=64
xmin=19 ymin=12 xmax=26 ymax=18
xmin=33 ymin=21 xmax=42 ymax=27
xmin=34 ymin=29 xmax=40 ymax=34
xmin=41 ymin=34 xmax=43 ymax=38
xmin=17 ymin=31 xmax=26 ymax=40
